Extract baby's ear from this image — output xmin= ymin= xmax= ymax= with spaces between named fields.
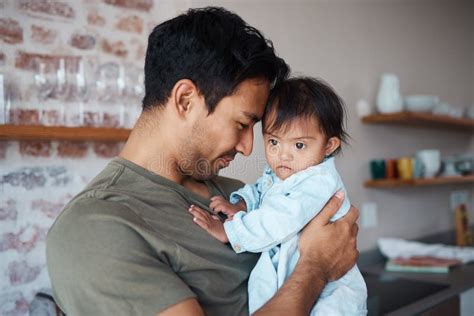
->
xmin=325 ymin=137 xmax=341 ymax=156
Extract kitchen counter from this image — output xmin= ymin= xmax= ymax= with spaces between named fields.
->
xmin=361 ymin=261 xmax=474 ymax=315
xmin=358 ymin=228 xmax=474 ymax=315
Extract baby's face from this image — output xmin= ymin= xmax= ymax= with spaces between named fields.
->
xmin=263 ymin=116 xmax=329 ymax=180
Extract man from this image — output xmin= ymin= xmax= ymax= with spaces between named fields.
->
xmin=47 ymin=7 xmax=359 ymax=316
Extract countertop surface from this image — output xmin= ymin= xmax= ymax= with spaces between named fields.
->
xmin=358 ymin=228 xmax=474 ymax=315
xmin=360 ymin=260 xmax=474 ymax=315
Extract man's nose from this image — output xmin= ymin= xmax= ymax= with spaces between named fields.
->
xmin=235 ymin=127 xmax=254 ymax=156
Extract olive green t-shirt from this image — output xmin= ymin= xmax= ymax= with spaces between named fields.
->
xmin=46 ymin=157 xmax=259 ymax=315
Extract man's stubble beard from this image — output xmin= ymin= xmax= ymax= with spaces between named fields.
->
xmin=177 ymin=122 xmax=219 ymax=181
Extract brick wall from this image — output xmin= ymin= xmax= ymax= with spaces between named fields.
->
xmin=0 ymin=1 xmax=182 ymax=314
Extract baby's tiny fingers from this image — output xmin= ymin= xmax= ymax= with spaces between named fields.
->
xmin=190 ymin=208 xmax=211 ymax=224
xmin=193 ymin=216 xmax=209 ymax=229
xmin=188 ymin=206 xmax=209 ymax=219
xmin=189 ymin=204 xmax=206 ymax=212
xmin=210 ymin=195 xmax=225 ymax=201
xmin=209 ymin=201 xmax=220 ymax=212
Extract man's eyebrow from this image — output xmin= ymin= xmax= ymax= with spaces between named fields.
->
xmin=242 ymin=111 xmax=261 ymax=122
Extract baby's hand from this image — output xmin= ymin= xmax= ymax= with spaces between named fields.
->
xmin=210 ymin=195 xmax=246 ymax=221
xmin=188 ymin=205 xmax=229 ymax=243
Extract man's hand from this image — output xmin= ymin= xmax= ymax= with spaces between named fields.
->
xmin=188 ymin=205 xmax=229 ymax=243
xmin=299 ymin=191 xmax=359 ymax=282
xmin=209 ymin=195 xmax=246 ymax=221
xmin=255 ymin=191 xmax=359 ymax=315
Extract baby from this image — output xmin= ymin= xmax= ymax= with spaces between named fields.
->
xmin=189 ymin=77 xmax=367 ymax=315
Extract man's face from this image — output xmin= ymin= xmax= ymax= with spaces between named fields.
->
xmin=180 ymin=78 xmax=270 ymax=180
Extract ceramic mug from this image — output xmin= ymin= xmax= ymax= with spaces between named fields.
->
xmin=370 ymin=160 xmax=386 ymax=180
xmin=415 ymin=149 xmax=440 ymax=178
xmin=386 ymin=159 xmax=398 ymax=179
xmin=397 ymin=157 xmax=413 ymax=180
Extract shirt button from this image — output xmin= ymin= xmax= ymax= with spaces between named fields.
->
xmin=234 ymin=244 xmax=241 ymax=252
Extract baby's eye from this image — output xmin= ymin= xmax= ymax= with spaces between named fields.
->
xmin=295 ymin=142 xmax=305 ymax=150
xmin=269 ymin=139 xmax=278 ymax=146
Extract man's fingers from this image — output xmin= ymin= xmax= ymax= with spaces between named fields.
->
xmin=315 ymin=191 xmax=345 ymax=224
xmin=352 ymin=222 xmax=359 ymax=237
xmin=342 ymin=205 xmax=360 ymax=225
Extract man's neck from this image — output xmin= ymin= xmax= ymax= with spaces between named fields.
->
xmin=119 ymin=113 xmax=180 ymax=181
xmin=119 ymin=113 xmax=211 ymax=198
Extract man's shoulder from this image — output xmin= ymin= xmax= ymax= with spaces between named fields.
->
xmin=49 ymin=195 xmax=142 ymax=239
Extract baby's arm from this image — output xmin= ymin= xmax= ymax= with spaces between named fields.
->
xmin=189 ymin=175 xmax=265 ymax=242
xmin=188 ymin=204 xmax=229 ymax=243
xmin=209 ymin=196 xmax=247 ymax=221
xmin=208 ymin=174 xmax=265 ymax=221
xmin=225 ymin=168 xmax=349 ymax=253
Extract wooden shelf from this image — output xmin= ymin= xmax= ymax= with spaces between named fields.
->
xmin=0 ymin=124 xmax=131 ymax=142
xmin=362 ymin=112 xmax=474 ymax=131
xmin=364 ymin=175 xmax=474 ymax=188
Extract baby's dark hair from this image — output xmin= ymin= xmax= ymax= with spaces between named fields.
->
xmin=263 ymin=77 xmax=348 ymax=155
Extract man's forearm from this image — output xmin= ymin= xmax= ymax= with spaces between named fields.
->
xmin=253 ymin=259 xmax=326 ymax=315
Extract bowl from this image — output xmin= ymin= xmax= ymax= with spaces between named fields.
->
xmin=404 ymin=95 xmax=439 ymax=112
xmin=455 ymin=155 xmax=474 ymax=175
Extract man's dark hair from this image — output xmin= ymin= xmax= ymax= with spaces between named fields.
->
xmin=142 ymin=7 xmax=289 ymax=112
xmin=263 ymin=77 xmax=349 ymax=155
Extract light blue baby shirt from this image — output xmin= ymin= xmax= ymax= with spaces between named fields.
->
xmin=224 ymin=157 xmax=367 ymax=315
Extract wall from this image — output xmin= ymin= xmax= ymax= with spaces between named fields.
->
xmin=0 ymin=0 xmax=180 ymax=314
xmin=0 ymin=0 xmax=473 ymax=314
xmin=215 ymin=0 xmax=474 ymax=250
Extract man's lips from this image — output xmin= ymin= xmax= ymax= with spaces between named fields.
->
xmin=220 ymin=153 xmax=236 ymax=162
xmin=217 ymin=155 xmax=235 ymax=167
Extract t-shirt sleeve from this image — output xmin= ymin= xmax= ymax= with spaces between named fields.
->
xmin=46 ymin=198 xmax=196 ymax=315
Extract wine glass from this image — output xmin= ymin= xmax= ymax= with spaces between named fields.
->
xmin=52 ymin=58 xmax=69 ymax=101
xmin=124 ymin=64 xmax=144 ymax=128
xmin=0 ymin=73 xmax=7 ymax=124
xmin=95 ymin=62 xmax=119 ymax=103
xmin=67 ymin=58 xmax=94 ymax=126
xmin=33 ymin=58 xmax=55 ymax=101
xmin=95 ymin=62 xmax=120 ymax=127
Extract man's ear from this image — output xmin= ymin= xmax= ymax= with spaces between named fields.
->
xmin=325 ymin=137 xmax=341 ymax=156
xmin=171 ymin=79 xmax=200 ymax=118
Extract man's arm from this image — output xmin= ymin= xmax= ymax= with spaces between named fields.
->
xmin=254 ymin=191 xmax=359 ymax=315
xmin=160 ymin=192 xmax=359 ymax=316
xmin=157 ymin=298 xmax=204 ymax=316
